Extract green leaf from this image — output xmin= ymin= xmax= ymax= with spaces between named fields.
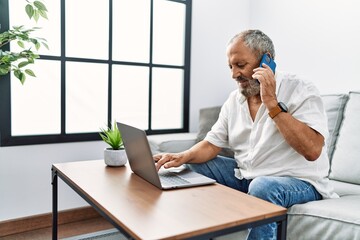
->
xmin=0 ymin=65 xmax=10 ymax=75
xmin=12 ymin=26 xmax=21 ymax=31
xmin=33 ymin=10 xmax=40 ymax=22
xmin=99 ymin=121 xmax=123 ymax=150
xmin=30 ymin=38 xmax=38 ymax=45
xmin=17 ymin=41 xmax=25 ymax=48
xmin=18 ymin=61 xmax=29 ymax=68
xmin=42 ymin=42 xmax=49 ymax=50
xmin=25 ymin=69 xmax=36 ymax=77
xmin=14 ymin=69 xmax=21 ymax=79
xmin=25 ymin=4 xmax=34 ymax=19
xmin=34 ymin=1 xmax=48 ymax=11
xmin=35 ymin=42 xmax=41 ymax=50
xmin=38 ymin=9 xmax=48 ymax=19
xmin=19 ymin=72 xmax=26 ymax=84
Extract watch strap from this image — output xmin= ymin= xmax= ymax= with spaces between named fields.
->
xmin=268 ymin=105 xmax=282 ymax=119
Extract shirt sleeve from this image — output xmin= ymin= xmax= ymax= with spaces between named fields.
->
xmin=204 ymin=95 xmax=233 ymax=148
xmin=282 ymin=78 xmax=329 ymax=141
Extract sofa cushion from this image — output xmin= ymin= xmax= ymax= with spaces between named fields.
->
xmin=196 ymin=106 xmax=234 ymax=158
xmin=148 ymin=133 xmax=197 ymax=154
xmin=321 ymin=94 xmax=349 ymax=161
xmin=287 ymin=195 xmax=360 ymax=240
xmin=196 ymin=106 xmax=222 ymax=142
xmin=330 ymin=179 xmax=360 ymax=197
xmin=329 ymin=92 xmax=360 ymax=184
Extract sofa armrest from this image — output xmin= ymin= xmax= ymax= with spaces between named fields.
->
xmin=148 ymin=133 xmax=197 ymax=154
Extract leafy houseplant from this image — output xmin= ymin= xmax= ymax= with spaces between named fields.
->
xmin=99 ymin=121 xmax=124 ymax=150
xmin=99 ymin=121 xmax=127 ymax=167
xmin=0 ymin=0 xmax=48 ymax=84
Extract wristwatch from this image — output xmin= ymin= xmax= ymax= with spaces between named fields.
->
xmin=268 ymin=102 xmax=288 ymax=119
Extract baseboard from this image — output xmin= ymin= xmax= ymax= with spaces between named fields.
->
xmin=0 ymin=206 xmax=100 ymax=237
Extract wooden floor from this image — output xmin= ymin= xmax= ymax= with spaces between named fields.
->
xmin=0 ymin=216 xmax=114 ymax=240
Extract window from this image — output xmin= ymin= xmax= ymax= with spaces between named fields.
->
xmin=0 ymin=0 xmax=192 ymax=146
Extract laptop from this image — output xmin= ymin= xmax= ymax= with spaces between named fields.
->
xmin=117 ymin=122 xmax=216 ymax=190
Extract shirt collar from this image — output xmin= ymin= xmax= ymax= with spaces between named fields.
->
xmin=236 ymin=90 xmax=247 ymax=103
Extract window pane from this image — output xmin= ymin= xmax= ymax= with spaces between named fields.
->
xmin=66 ymin=0 xmax=109 ymax=59
xmin=153 ymin=0 xmax=186 ymax=66
xmin=151 ymin=67 xmax=183 ymax=129
xmin=9 ymin=0 xmax=61 ymax=56
xmin=2 ymin=0 xmax=190 ymax=146
xmin=66 ymin=62 xmax=108 ymax=133
xmin=11 ymin=60 xmax=61 ymax=135
xmin=112 ymin=0 xmax=150 ymax=63
xmin=112 ymin=65 xmax=149 ymax=129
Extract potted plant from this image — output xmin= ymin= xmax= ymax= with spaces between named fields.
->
xmin=99 ymin=121 xmax=127 ymax=167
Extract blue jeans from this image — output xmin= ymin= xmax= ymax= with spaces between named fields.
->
xmin=187 ymin=156 xmax=322 ymax=240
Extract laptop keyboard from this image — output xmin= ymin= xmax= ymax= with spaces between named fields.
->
xmin=159 ymin=172 xmax=191 ymax=185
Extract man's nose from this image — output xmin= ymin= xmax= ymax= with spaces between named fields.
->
xmin=231 ymin=68 xmax=240 ymax=79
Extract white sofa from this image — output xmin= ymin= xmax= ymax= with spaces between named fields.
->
xmin=148 ymin=92 xmax=360 ymax=239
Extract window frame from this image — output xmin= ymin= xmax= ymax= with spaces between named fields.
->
xmin=0 ymin=0 xmax=192 ymax=146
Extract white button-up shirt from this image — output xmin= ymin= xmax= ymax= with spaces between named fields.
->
xmin=205 ymin=71 xmax=338 ymax=199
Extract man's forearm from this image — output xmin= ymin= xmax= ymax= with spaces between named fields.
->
xmin=272 ymin=112 xmax=324 ymax=161
xmin=186 ymin=140 xmax=222 ymax=164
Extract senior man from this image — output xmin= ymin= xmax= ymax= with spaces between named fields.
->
xmin=154 ymin=29 xmax=337 ymax=239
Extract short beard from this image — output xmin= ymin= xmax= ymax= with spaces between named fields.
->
xmin=237 ymin=77 xmax=261 ymax=97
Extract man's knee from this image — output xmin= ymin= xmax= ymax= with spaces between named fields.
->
xmin=248 ymin=176 xmax=282 ymax=204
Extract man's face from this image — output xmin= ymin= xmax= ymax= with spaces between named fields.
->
xmin=226 ymin=39 xmax=260 ymax=97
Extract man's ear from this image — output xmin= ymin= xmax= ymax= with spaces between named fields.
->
xmin=266 ymin=52 xmax=274 ymax=59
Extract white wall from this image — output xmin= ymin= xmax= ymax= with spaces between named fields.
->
xmin=2 ymin=0 xmax=360 ymax=222
xmin=249 ymin=0 xmax=360 ymax=94
xmin=189 ymin=0 xmax=250 ymax=132
xmin=0 ymin=142 xmax=106 ymax=221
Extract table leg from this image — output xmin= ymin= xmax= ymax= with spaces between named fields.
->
xmin=277 ymin=215 xmax=287 ymax=240
xmin=52 ymin=168 xmax=58 ymax=240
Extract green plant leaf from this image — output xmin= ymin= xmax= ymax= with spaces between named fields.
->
xmin=35 ymin=42 xmax=41 ymax=50
xmin=14 ymin=69 xmax=26 ymax=84
xmin=38 ymin=9 xmax=48 ymax=19
xmin=42 ymin=42 xmax=49 ymax=50
xmin=14 ymin=69 xmax=21 ymax=79
xmin=99 ymin=121 xmax=123 ymax=150
xmin=34 ymin=1 xmax=48 ymax=11
xmin=17 ymin=41 xmax=25 ymax=48
xmin=33 ymin=10 xmax=40 ymax=22
xmin=12 ymin=25 xmax=23 ymax=31
xmin=25 ymin=4 xmax=34 ymax=19
xmin=19 ymin=72 xmax=26 ymax=84
xmin=0 ymin=65 xmax=10 ymax=75
xmin=25 ymin=69 xmax=36 ymax=77
xmin=18 ymin=61 xmax=29 ymax=68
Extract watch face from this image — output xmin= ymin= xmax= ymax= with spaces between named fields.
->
xmin=278 ymin=102 xmax=288 ymax=112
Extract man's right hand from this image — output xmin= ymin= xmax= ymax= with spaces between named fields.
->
xmin=154 ymin=140 xmax=221 ymax=171
xmin=153 ymin=152 xmax=189 ymax=171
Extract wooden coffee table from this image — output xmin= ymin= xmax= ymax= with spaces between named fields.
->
xmin=52 ymin=160 xmax=287 ymax=239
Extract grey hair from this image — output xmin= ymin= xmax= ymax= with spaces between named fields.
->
xmin=228 ymin=30 xmax=275 ymax=60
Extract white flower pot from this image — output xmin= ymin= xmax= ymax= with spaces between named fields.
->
xmin=104 ymin=148 xmax=128 ymax=167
